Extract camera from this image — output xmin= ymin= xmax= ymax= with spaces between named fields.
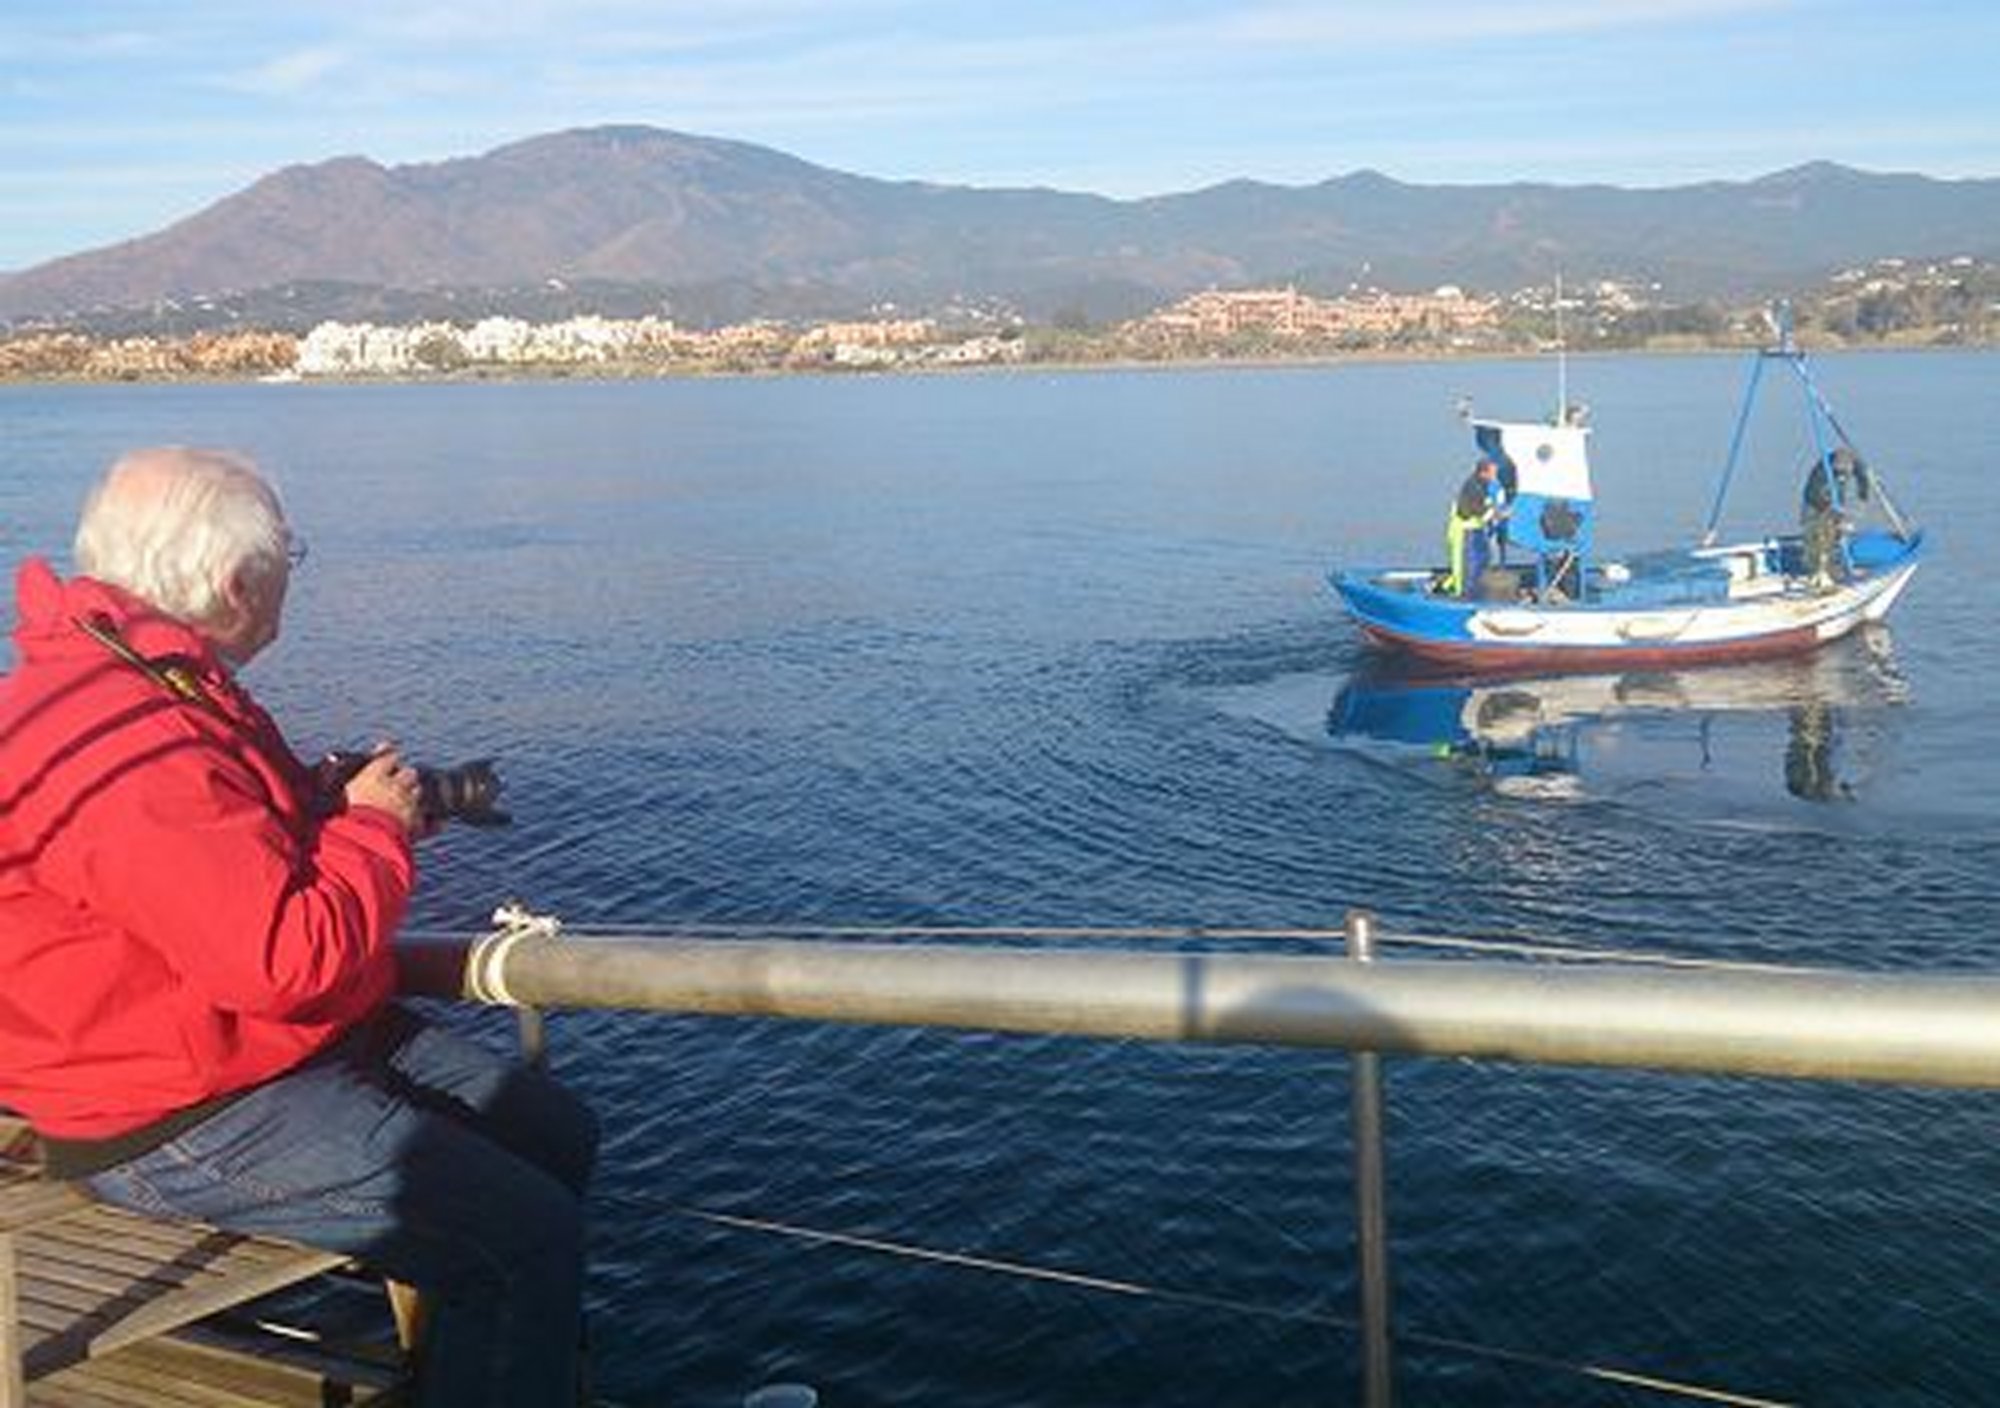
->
xmin=321 ymin=751 xmax=511 ymax=828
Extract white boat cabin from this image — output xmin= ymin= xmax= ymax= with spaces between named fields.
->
xmin=1472 ymin=417 xmax=1594 ymax=597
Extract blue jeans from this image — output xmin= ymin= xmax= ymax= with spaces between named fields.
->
xmin=85 ymin=1005 xmax=599 ymax=1407
xmin=1464 ymin=525 xmax=1492 ymax=589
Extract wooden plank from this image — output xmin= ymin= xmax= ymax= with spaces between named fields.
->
xmin=175 ymin=1322 xmax=405 ymax=1398
xmin=0 ymin=1180 xmax=88 ymax=1240
xmin=5 ymin=1152 xmax=353 ymax=1392
xmin=18 ymin=1221 xmax=343 ymax=1293
xmin=141 ymin=1328 xmax=398 ymax=1400
xmin=24 ymin=1209 xmax=209 ymax=1250
xmin=3 ymin=1120 xmax=397 ymax=1407
xmin=17 ymin=1244 xmax=347 ymax=1374
xmin=29 ymin=1206 xmax=280 ymax=1255
xmin=0 ymin=1191 xmax=88 ymax=1240
xmin=3 ymin=1229 xmax=22 ymax=1408
xmin=27 ymin=1331 xmax=400 ymax=1407
xmin=21 ymin=1235 xmax=318 ymax=1292
xmin=35 ymin=1340 xmax=309 ymax=1407
xmin=16 ymin=1277 xmax=279 ymax=1338
xmin=20 ymin=1226 xmax=339 ymax=1297
xmin=18 ymin=1380 xmax=142 ymax=1408
xmin=22 ymin=1316 xmax=405 ymax=1406
xmin=32 ymin=1352 xmax=242 ymax=1408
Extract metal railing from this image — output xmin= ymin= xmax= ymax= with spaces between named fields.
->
xmin=397 ymin=910 xmax=2000 ymax=1406
xmin=400 ymin=915 xmax=2000 ymax=1088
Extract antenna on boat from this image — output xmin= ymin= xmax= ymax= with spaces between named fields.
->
xmin=1554 ymin=272 xmax=1569 ymax=423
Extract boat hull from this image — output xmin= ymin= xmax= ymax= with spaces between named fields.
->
xmin=1332 ymin=548 xmax=1920 ymax=673
xmin=1336 ymin=335 xmax=1926 ymax=673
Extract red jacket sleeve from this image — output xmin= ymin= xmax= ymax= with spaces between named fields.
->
xmin=58 ymin=728 xmax=413 ymax=1023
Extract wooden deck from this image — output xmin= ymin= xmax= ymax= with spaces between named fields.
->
xmin=3 ymin=1118 xmax=404 ymax=1406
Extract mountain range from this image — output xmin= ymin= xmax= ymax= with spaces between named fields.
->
xmin=4 ymin=125 xmax=1999 ymax=329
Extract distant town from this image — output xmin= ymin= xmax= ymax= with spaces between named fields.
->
xmin=1 ymin=258 xmax=1993 ymax=382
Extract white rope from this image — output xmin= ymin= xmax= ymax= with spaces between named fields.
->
xmin=463 ymin=902 xmax=564 ymax=1006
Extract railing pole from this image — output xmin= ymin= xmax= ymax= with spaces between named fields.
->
xmin=399 ymin=932 xmax=2000 ymax=1088
xmin=1346 ymin=910 xmax=1395 ymax=1408
xmin=516 ymin=1006 xmax=549 ymax=1068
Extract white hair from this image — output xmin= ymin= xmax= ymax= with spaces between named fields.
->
xmin=74 ymin=447 xmax=290 ymax=630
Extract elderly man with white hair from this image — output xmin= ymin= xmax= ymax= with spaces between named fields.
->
xmin=0 ymin=447 xmax=598 ymax=1406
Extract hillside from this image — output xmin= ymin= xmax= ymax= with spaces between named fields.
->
xmin=4 ymin=127 xmax=1999 ymax=328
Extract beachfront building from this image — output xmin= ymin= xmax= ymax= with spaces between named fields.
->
xmin=1129 ymin=285 xmax=1502 ymax=348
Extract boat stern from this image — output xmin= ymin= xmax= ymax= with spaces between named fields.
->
xmin=1330 ymin=566 xmax=1518 ymax=661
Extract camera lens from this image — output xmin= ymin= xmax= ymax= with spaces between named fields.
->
xmin=416 ymin=760 xmax=510 ymax=827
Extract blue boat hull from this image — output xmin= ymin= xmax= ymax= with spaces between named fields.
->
xmin=1332 ymin=532 xmax=1923 ymax=673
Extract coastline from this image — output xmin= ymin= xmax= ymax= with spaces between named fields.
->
xmin=1 ymin=332 xmax=1993 ymax=388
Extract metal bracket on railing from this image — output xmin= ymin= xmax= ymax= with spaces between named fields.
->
xmin=474 ymin=901 xmax=564 ymax=1066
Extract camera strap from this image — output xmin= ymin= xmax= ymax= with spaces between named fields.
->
xmin=73 ymin=613 xmax=229 ymax=723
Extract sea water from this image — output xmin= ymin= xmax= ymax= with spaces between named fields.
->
xmin=3 ymin=351 xmax=1997 ymax=1406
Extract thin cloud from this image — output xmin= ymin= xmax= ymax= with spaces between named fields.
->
xmin=1209 ymin=0 xmax=1799 ymax=47
xmin=220 ymin=44 xmax=351 ymax=96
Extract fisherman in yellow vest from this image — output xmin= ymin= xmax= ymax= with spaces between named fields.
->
xmin=1444 ymin=457 xmax=1505 ymax=596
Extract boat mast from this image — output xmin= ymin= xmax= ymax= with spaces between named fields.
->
xmin=1703 ymin=319 xmax=1775 ymax=546
xmin=1554 ymin=273 xmax=1569 ymax=422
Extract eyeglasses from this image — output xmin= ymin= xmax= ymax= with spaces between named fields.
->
xmin=284 ymin=534 xmax=309 ymax=569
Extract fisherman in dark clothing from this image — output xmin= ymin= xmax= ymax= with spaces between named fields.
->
xmin=1802 ymin=446 xmax=1868 ymax=586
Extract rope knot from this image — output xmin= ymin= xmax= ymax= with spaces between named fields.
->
xmin=469 ymin=901 xmax=564 ymax=1005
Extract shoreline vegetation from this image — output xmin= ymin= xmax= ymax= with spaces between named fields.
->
xmin=2 ymin=261 xmax=1994 ymax=385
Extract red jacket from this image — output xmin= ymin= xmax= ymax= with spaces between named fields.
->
xmin=0 ymin=558 xmax=412 ymax=1139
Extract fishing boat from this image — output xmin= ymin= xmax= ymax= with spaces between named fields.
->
xmin=1328 ymin=314 xmax=1923 ymax=671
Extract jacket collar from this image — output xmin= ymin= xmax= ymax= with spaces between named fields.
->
xmin=13 ymin=557 xmax=235 ymax=692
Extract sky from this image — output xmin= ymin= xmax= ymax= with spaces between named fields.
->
xmin=3 ymin=0 xmax=1996 ymax=273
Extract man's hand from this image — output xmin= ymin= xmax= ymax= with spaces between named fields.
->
xmin=343 ymin=746 xmax=425 ymax=837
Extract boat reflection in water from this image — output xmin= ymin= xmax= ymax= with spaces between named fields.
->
xmin=1327 ymin=629 xmax=1908 ymax=804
